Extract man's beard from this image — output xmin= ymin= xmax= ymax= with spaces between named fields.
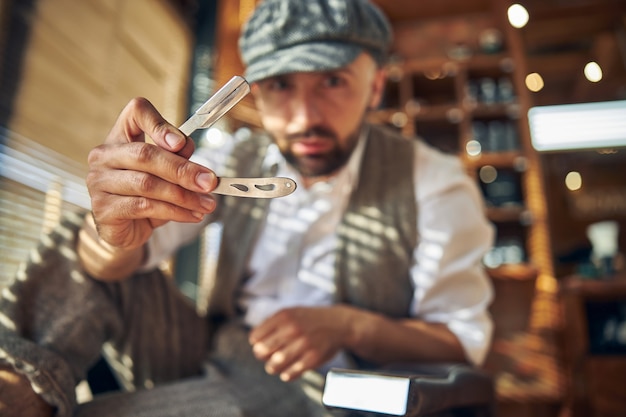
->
xmin=280 ymin=124 xmax=362 ymax=178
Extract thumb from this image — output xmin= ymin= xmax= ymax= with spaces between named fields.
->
xmin=112 ymin=97 xmax=190 ymax=154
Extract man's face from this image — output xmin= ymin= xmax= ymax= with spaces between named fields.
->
xmin=251 ymin=53 xmax=386 ymax=179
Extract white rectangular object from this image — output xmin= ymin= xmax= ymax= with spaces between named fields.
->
xmin=528 ymin=100 xmax=626 ymax=151
xmin=322 ymin=369 xmax=411 ymax=416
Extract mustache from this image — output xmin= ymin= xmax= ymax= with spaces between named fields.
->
xmin=286 ymin=126 xmax=337 ymax=141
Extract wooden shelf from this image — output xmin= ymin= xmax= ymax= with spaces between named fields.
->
xmin=560 ymin=273 xmax=626 ymax=298
xmin=410 ymin=103 xmax=462 ymax=122
xmin=399 ymin=53 xmax=513 ymax=74
xmin=465 ymin=53 xmax=514 ymax=72
xmin=373 ymin=104 xmax=521 ymax=128
xmin=488 ymin=263 xmax=539 ymax=281
xmin=463 ymin=151 xmax=525 ymax=168
xmin=486 ymin=205 xmax=527 ymax=223
xmin=367 ymin=108 xmax=401 ymax=124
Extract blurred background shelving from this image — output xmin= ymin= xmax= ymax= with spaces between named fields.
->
xmin=363 ymin=3 xmax=562 ymax=415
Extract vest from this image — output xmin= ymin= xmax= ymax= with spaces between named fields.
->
xmin=204 ymin=124 xmax=418 ymax=320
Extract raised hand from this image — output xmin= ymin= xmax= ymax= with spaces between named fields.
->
xmin=86 ymin=97 xmax=218 ymax=250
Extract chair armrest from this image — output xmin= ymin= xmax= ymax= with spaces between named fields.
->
xmin=322 ymin=363 xmax=494 ymax=417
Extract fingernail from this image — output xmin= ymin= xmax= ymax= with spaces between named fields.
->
xmin=196 ymin=172 xmax=216 ymax=191
xmin=192 ymin=211 xmax=204 ymax=219
xmin=165 ymin=132 xmax=184 ymax=149
xmin=199 ymin=195 xmax=215 ymax=211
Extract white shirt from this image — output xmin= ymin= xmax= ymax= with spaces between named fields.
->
xmin=144 ymin=127 xmax=495 ymax=366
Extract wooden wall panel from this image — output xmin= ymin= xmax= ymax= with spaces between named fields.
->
xmin=214 ymin=0 xmax=261 ymax=128
xmin=8 ymin=0 xmax=193 ymax=168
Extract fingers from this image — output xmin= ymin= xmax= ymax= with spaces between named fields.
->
xmin=94 ymin=195 xmax=206 ymax=226
xmin=251 ymin=324 xmax=294 ymax=361
xmin=259 ymin=336 xmax=324 ymax=382
xmin=275 ymin=348 xmax=320 ymax=382
xmin=108 ymin=97 xmax=189 ymax=153
xmin=250 ymin=315 xmax=326 ymax=381
xmin=88 ymin=165 xmax=217 ymax=213
xmin=93 ymin=97 xmax=213 ymax=196
xmin=88 ymin=142 xmax=218 ymax=194
xmin=85 ymin=98 xmax=212 ymax=250
xmin=90 ymin=192 xmax=208 ymax=249
xmin=87 ymin=142 xmax=218 ymax=234
xmin=174 ymin=133 xmax=196 ymax=159
xmin=249 ymin=315 xmax=281 ymax=346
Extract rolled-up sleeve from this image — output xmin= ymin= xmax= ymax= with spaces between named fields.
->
xmin=141 ymin=219 xmax=209 ymax=271
xmin=410 ymin=142 xmax=495 ymax=366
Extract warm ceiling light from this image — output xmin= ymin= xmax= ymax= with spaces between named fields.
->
xmin=507 ymin=4 xmax=529 ymax=28
xmin=525 ymin=72 xmax=544 ymax=92
xmin=565 ymin=171 xmax=582 ymax=191
xmin=584 ymin=61 xmax=603 ymax=82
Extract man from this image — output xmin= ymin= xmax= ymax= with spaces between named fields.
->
xmin=0 ymin=0 xmax=494 ymax=416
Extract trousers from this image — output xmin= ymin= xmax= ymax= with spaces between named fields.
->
xmin=74 ymin=320 xmax=330 ymax=417
xmin=0 ymin=212 xmax=338 ymax=417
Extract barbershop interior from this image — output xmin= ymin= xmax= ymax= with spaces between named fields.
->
xmin=1 ymin=0 xmax=626 ymax=416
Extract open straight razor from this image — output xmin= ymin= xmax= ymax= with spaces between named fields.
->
xmin=178 ymin=75 xmax=296 ymax=198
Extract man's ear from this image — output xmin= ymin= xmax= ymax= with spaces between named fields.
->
xmin=249 ymin=82 xmax=263 ymax=109
xmin=249 ymin=82 xmax=260 ymax=99
xmin=368 ymin=68 xmax=387 ymax=110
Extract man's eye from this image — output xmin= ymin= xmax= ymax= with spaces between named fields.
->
xmin=324 ymin=75 xmax=345 ymax=87
xmin=267 ymin=78 xmax=290 ymax=91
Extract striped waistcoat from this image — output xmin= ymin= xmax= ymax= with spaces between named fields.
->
xmin=204 ymin=124 xmax=418 ymax=320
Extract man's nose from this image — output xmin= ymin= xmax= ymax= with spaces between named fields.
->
xmin=290 ymin=90 xmax=323 ymax=127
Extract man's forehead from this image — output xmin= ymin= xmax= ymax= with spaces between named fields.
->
xmin=255 ymin=53 xmax=375 ymax=84
xmin=260 ymin=68 xmax=351 ymax=82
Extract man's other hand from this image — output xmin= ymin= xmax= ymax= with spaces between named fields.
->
xmin=249 ymin=306 xmax=355 ymax=381
xmin=0 ymin=366 xmax=53 ymax=417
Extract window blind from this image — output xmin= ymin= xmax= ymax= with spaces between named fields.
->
xmin=0 ymin=127 xmax=89 ymax=288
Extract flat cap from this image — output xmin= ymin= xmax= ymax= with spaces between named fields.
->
xmin=239 ymin=0 xmax=392 ymax=83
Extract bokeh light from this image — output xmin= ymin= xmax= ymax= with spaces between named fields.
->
xmin=508 ymin=4 xmax=529 ymax=28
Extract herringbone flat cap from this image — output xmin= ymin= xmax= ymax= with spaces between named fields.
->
xmin=239 ymin=0 xmax=392 ymax=83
